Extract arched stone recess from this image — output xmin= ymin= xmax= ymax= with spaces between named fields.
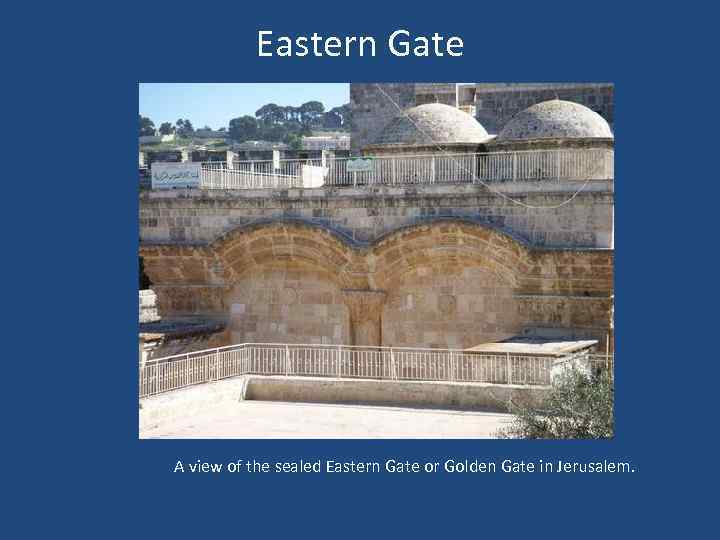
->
xmin=211 ymin=220 xmax=368 ymax=289
xmin=211 ymin=220 xmax=366 ymax=345
xmin=369 ymin=219 xmax=532 ymax=290
xmin=369 ymin=220 xmax=531 ymax=349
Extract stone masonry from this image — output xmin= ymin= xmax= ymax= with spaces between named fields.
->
xmin=140 ymin=211 xmax=614 ymax=351
xmin=350 ymin=83 xmax=417 ymax=153
xmin=139 ymin=182 xmax=613 ymax=249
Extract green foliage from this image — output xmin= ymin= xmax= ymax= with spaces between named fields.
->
xmin=329 ymin=104 xmax=353 ymax=129
xmin=284 ymin=133 xmax=303 ymax=150
xmin=228 ymin=115 xmax=258 ymax=142
xmin=141 ymin=99 xmax=354 ymax=145
xmin=298 ymin=100 xmax=325 ymax=127
xmin=175 ymin=118 xmax=194 ymax=138
xmin=139 ymin=115 xmax=155 ymax=136
xmin=499 ymin=365 xmax=614 ymax=439
xmin=232 ymin=100 xmax=352 ymax=143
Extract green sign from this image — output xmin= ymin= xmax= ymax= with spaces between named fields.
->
xmin=346 ymin=158 xmax=374 ymax=173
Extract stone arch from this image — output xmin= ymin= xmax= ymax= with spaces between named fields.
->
xmin=211 ymin=220 xmax=366 ymax=345
xmin=369 ymin=219 xmax=530 ymax=349
xmin=212 ymin=219 xmax=368 ymax=289
xmin=369 ymin=218 xmax=531 ymax=290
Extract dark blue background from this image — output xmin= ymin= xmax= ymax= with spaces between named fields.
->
xmin=6 ymin=1 xmax=715 ymax=536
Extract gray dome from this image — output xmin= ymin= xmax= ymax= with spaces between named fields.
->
xmin=498 ymin=100 xmax=613 ymax=141
xmin=374 ymin=103 xmax=489 ymax=145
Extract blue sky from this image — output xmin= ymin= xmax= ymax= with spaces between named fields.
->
xmin=139 ymin=83 xmax=349 ymax=129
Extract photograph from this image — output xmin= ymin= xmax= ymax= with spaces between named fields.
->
xmin=138 ymin=82 xmax=615 ymax=439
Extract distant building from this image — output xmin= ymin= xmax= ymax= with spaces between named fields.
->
xmin=301 ymin=134 xmax=351 ymax=152
xmin=139 ymin=133 xmax=176 ymax=144
xmin=232 ymin=140 xmax=290 ymax=161
xmin=193 ymin=129 xmax=229 ymax=140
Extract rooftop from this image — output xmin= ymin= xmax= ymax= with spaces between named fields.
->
xmin=465 ymin=337 xmax=598 ymax=357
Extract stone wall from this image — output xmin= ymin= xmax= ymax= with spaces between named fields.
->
xmin=228 ymin=262 xmax=350 ymax=345
xmin=414 ymin=83 xmax=458 ymax=106
xmin=351 ymin=83 xmax=416 ymax=152
xmin=139 ymin=183 xmax=613 ymax=249
xmin=242 ymin=376 xmax=548 ymax=413
xmin=383 ymin=265 xmax=521 ymax=349
xmin=140 ymin=219 xmax=614 ymax=351
xmin=139 ymin=375 xmax=549 ymax=434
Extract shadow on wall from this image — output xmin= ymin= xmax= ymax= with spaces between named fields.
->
xmin=139 ymin=256 xmax=152 ymax=290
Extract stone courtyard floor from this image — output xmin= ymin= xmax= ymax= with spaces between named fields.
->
xmin=141 ymin=400 xmax=514 ymax=439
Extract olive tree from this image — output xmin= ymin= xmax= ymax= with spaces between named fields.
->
xmin=499 ymin=365 xmax=614 ymax=439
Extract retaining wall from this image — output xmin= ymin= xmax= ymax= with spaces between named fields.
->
xmin=139 ymin=375 xmax=548 ymax=433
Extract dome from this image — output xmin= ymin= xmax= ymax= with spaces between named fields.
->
xmin=497 ymin=100 xmax=613 ymax=141
xmin=374 ymin=103 xmax=489 ymax=146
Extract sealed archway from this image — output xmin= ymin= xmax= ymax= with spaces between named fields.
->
xmin=370 ymin=220 xmax=527 ymax=348
xmin=227 ymin=259 xmax=350 ymax=345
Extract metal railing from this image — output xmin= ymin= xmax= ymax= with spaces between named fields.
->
xmin=202 ymin=161 xmax=303 ymax=189
xmin=183 ymin=148 xmax=613 ymax=191
xmin=551 ymin=352 xmax=615 ymax=382
xmin=138 ymin=342 xmax=581 ymax=398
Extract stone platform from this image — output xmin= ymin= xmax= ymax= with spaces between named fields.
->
xmin=140 ymin=400 xmax=513 ymax=439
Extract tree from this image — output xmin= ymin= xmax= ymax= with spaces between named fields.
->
xmin=255 ymin=103 xmax=284 ymax=125
xmin=299 ymin=100 xmax=325 ymax=127
xmin=139 ymin=115 xmax=155 ymax=136
xmin=228 ymin=115 xmax=258 ymax=142
xmin=234 ymin=99 xmax=350 ymax=143
xmin=330 ymin=104 xmax=353 ymax=130
xmin=321 ymin=109 xmax=342 ymax=129
xmin=499 ymin=364 xmax=614 ymax=439
xmin=158 ymin=122 xmax=174 ymax=135
xmin=284 ymin=132 xmax=303 ymax=150
xmin=175 ymin=118 xmax=194 ymax=138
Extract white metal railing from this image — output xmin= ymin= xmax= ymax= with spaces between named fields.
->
xmin=139 ymin=342 xmax=571 ymax=398
xmin=551 ymin=351 xmax=614 ymax=383
xmin=181 ymin=148 xmax=613 ymax=191
xmin=201 ymin=161 xmax=303 ymax=189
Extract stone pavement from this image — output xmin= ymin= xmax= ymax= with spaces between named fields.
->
xmin=141 ymin=400 xmax=514 ymax=439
